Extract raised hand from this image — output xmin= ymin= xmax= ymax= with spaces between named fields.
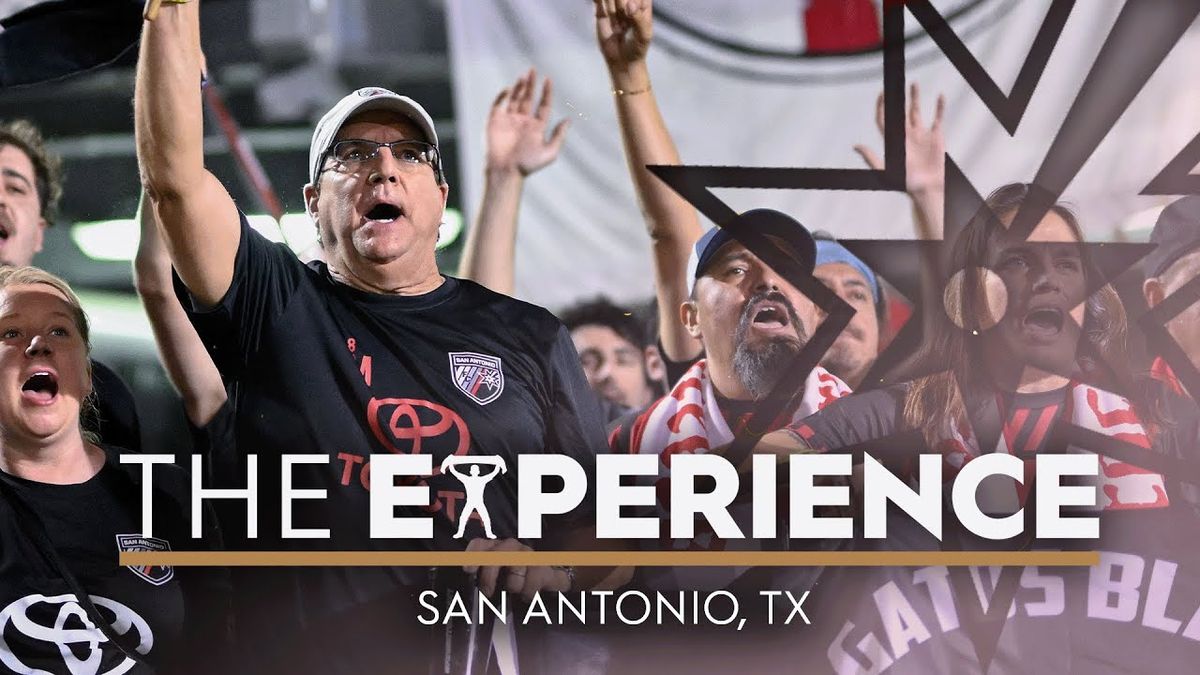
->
xmin=594 ymin=0 xmax=653 ymax=69
xmin=485 ymin=68 xmax=570 ymax=177
xmin=854 ymin=83 xmax=946 ymax=198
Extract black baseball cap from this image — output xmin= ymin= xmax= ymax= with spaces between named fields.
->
xmin=686 ymin=209 xmax=816 ymax=295
xmin=1144 ymin=196 xmax=1200 ymax=278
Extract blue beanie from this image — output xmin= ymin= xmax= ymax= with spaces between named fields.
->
xmin=814 ymin=238 xmax=881 ymax=304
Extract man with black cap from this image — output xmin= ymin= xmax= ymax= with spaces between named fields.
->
xmin=608 ymin=213 xmax=853 ymax=552
xmin=604 ymin=213 xmax=851 ymax=672
xmin=135 ymin=2 xmax=608 ymax=672
xmin=1143 ymin=195 xmax=1200 ymax=399
xmin=592 ymin=0 xmax=888 ymax=392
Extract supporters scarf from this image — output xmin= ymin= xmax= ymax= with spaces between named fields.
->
xmin=626 ymin=359 xmax=850 ymax=590
xmin=629 ymin=359 xmax=852 ymax=464
xmin=938 ymin=381 xmax=1168 ymax=511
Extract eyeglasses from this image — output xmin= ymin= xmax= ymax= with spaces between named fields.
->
xmin=322 ymin=139 xmax=442 ymax=178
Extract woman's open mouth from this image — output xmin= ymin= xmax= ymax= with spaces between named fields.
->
xmin=1021 ymin=306 xmax=1065 ymax=338
xmin=20 ymin=371 xmax=59 ymax=405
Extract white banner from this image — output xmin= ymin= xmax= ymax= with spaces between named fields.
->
xmin=448 ymin=0 xmax=1200 ymax=309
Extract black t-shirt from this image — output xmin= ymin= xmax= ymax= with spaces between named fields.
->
xmin=88 ymin=360 xmax=141 ymax=452
xmin=0 ymin=447 xmax=228 ymax=674
xmin=186 ymin=215 xmax=607 ymax=672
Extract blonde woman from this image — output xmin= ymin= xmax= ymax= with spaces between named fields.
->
xmin=0 ymin=266 xmax=228 ymax=674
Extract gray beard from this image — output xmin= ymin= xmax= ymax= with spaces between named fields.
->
xmin=732 ymin=337 xmax=802 ymax=399
xmin=730 ymin=291 xmax=808 ymax=399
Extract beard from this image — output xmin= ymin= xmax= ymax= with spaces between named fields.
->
xmin=731 ymin=291 xmax=807 ymax=399
xmin=818 ymin=340 xmax=855 ymax=378
xmin=818 ymin=334 xmax=872 ymax=385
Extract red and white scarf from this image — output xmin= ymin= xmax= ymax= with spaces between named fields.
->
xmin=627 ymin=359 xmax=851 ymax=589
xmin=938 ymin=382 xmax=1168 ymax=511
xmin=627 ymin=359 xmax=851 ymax=462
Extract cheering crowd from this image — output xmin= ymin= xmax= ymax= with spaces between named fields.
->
xmin=0 ymin=0 xmax=1198 ymax=673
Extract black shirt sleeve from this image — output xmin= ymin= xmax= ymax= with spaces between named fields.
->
xmin=658 ymin=337 xmax=701 ymax=387
xmin=88 ymin=359 xmax=141 ymax=452
xmin=171 ymin=269 xmax=241 ymax=377
xmin=183 ymin=212 xmax=309 ymax=374
xmin=541 ymin=324 xmax=608 ymax=535
xmin=789 ymin=386 xmax=907 ymax=453
xmin=187 ymin=396 xmax=237 ymax=481
xmin=544 ymin=324 xmax=609 ymax=464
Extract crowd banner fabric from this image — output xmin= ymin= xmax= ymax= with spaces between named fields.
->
xmin=447 ymin=0 xmax=1200 ymax=309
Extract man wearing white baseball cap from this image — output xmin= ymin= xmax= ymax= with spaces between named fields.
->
xmin=135 ymin=3 xmax=607 ymax=672
xmin=306 ymin=85 xmax=446 ymax=189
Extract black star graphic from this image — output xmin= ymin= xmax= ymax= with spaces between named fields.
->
xmin=646 ymin=0 xmax=1200 ymax=669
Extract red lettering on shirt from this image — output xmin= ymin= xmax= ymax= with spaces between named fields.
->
xmin=337 ymin=452 xmax=365 ymax=486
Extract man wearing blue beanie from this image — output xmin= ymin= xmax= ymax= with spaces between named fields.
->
xmin=812 ymin=231 xmax=884 ymax=388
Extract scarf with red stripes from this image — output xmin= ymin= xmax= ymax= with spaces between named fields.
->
xmin=625 ymin=359 xmax=851 ymax=589
xmin=937 ymin=382 xmax=1168 ymax=511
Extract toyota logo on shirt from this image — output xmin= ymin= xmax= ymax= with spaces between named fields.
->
xmin=0 ymin=593 xmax=153 ymax=675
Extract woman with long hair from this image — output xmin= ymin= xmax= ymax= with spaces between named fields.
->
xmin=777 ymin=183 xmax=1162 ymax=485
xmin=758 ymin=184 xmax=1199 ymax=673
xmin=902 ymin=183 xmax=1148 ymax=450
xmin=0 ymin=266 xmax=228 ymax=674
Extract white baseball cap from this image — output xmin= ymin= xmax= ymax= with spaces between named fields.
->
xmin=308 ymin=86 xmax=441 ymax=186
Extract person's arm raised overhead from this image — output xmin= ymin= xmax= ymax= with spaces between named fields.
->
xmin=594 ymin=0 xmax=703 ymax=363
xmin=135 ymin=1 xmax=241 ymax=308
xmin=458 ymin=69 xmax=570 ymax=294
xmin=132 ymin=189 xmax=227 ymax=428
xmin=854 ymin=84 xmax=947 ymax=346
xmin=853 ymin=83 xmax=946 ymax=241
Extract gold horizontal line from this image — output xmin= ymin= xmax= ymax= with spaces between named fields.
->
xmin=119 ymin=550 xmax=1099 ymax=568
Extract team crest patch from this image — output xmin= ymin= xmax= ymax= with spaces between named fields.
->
xmin=116 ymin=535 xmax=174 ymax=586
xmin=449 ymin=352 xmax=504 ymax=405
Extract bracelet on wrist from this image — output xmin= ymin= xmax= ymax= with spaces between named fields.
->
xmin=144 ymin=0 xmax=190 ymax=21
xmin=612 ymin=83 xmax=652 ymax=96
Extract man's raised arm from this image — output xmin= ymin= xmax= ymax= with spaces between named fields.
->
xmin=135 ymin=1 xmax=240 ymax=307
xmin=594 ymin=0 xmax=703 ymax=364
